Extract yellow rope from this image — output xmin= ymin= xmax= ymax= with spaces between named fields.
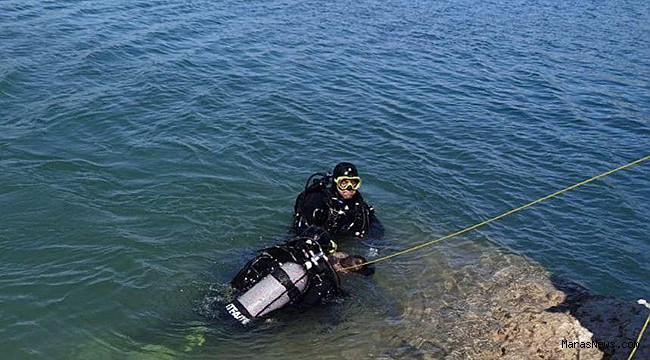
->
xmin=627 ymin=307 xmax=650 ymax=360
xmin=346 ymin=155 xmax=649 ymax=269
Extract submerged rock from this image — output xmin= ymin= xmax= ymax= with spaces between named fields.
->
xmin=389 ymin=253 xmax=648 ymax=360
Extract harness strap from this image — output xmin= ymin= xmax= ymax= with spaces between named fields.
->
xmin=271 ymin=266 xmax=302 ymax=301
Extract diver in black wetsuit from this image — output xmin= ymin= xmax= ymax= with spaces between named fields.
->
xmin=293 ymin=162 xmax=382 ymax=239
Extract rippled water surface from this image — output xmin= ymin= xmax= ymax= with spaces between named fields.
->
xmin=1 ymin=0 xmax=649 ymax=358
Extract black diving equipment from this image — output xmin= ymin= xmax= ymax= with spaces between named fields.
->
xmin=226 ymin=226 xmax=340 ymax=325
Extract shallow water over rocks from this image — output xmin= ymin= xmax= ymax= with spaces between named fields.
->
xmin=383 ymin=250 xmax=649 ymax=359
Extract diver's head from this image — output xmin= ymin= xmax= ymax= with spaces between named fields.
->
xmin=332 ymin=162 xmax=361 ymax=200
xmin=338 ymin=255 xmax=374 ymax=276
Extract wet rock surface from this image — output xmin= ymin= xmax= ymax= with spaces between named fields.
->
xmin=384 ymin=253 xmax=649 ymax=360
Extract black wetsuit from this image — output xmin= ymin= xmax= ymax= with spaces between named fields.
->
xmin=293 ymin=185 xmax=380 ymax=238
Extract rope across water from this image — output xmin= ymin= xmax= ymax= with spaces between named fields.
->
xmin=352 ymin=155 xmax=649 ymax=268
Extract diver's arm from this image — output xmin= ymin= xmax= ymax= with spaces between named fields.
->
xmin=354 ymin=192 xmax=383 ymax=239
xmin=368 ymin=210 xmax=384 ymax=239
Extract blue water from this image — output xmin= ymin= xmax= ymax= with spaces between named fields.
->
xmin=1 ymin=0 xmax=649 ymax=358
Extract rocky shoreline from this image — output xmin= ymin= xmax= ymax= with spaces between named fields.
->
xmin=387 ymin=253 xmax=648 ymax=360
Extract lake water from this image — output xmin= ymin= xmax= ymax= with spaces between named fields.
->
xmin=1 ymin=0 xmax=648 ymax=358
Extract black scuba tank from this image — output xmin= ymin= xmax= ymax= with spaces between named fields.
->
xmin=293 ymin=172 xmax=331 ymax=228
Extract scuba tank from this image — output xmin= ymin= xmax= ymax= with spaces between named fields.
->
xmin=226 ymin=262 xmax=309 ymax=325
xmin=293 ymin=172 xmax=331 ymax=229
xmin=226 ymin=226 xmax=339 ymax=325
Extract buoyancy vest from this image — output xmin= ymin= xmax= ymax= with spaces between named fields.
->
xmin=293 ymin=173 xmax=372 ymax=237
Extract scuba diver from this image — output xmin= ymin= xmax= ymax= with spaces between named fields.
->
xmin=226 ymin=226 xmax=373 ymax=325
xmin=293 ymin=162 xmax=382 ymax=239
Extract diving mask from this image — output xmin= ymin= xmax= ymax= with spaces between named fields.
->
xmin=334 ymin=176 xmax=361 ymax=191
